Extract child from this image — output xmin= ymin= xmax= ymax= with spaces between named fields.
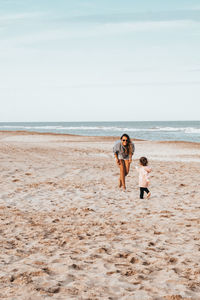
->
xmin=136 ymin=157 xmax=151 ymax=199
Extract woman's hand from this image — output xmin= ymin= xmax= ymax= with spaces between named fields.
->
xmin=116 ymin=158 xmax=120 ymax=165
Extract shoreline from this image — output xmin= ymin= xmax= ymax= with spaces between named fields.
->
xmin=0 ymin=130 xmax=200 ymax=145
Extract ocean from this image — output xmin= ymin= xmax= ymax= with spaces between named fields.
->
xmin=0 ymin=121 xmax=200 ymax=143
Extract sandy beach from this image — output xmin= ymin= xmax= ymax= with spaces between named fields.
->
xmin=0 ymin=131 xmax=200 ymax=300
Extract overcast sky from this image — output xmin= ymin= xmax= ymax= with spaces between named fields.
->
xmin=0 ymin=0 xmax=200 ymax=122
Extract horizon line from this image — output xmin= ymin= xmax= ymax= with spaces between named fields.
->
xmin=0 ymin=120 xmax=199 ymax=123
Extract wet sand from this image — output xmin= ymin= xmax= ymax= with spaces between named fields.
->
xmin=0 ymin=131 xmax=200 ymax=300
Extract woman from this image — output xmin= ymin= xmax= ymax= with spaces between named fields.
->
xmin=113 ymin=134 xmax=135 ymax=191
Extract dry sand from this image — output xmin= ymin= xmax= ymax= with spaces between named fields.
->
xmin=0 ymin=131 xmax=200 ymax=300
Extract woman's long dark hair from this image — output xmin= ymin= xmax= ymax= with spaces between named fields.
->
xmin=120 ymin=133 xmax=132 ymax=155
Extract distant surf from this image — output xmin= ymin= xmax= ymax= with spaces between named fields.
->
xmin=0 ymin=121 xmax=200 ymax=142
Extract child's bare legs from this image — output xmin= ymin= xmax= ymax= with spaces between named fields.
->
xmin=140 ymin=187 xmax=151 ymax=199
xmin=147 ymin=191 xmax=151 ymax=198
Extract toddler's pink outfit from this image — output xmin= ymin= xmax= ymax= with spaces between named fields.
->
xmin=137 ymin=166 xmax=151 ymax=187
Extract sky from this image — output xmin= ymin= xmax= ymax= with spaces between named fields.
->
xmin=0 ymin=0 xmax=200 ymax=122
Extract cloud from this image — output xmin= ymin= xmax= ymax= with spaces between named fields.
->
xmin=1 ymin=6 xmax=200 ymax=46
xmin=0 ymin=12 xmax=46 ymax=22
xmin=188 ymin=68 xmax=200 ymax=72
xmin=1 ymin=81 xmax=199 ymax=90
xmin=190 ymin=6 xmax=200 ymax=11
xmin=1 ymin=19 xmax=197 ymax=47
xmin=100 ymin=20 xmax=194 ymax=34
xmin=53 ymin=81 xmax=200 ymax=88
xmin=60 ymin=9 xmax=200 ymax=24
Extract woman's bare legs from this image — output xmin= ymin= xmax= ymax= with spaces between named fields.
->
xmin=119 ymin=160 xmax=126 ymax=190
xmin=119 ymin=159 xmax=131 ymax=190
xmin=124 ymin=160 xmax=130 ymax=176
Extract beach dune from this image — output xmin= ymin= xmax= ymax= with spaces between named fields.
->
xmin=0 ymin=131 xmax=200 ymax=299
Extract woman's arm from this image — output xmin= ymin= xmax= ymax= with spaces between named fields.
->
xmin=128 ymin=142 xmax=135 ymax=163
xmin=114 ymin=153 xmax=120 ymax=165
xmin=113 ymin=141 xmax=120 ymax=165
